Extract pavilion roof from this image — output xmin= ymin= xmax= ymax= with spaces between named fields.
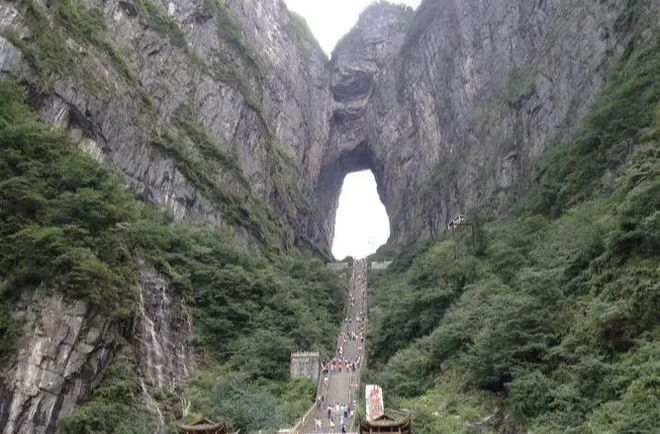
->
xmin=176 ymin=418 xmax=232 ymax=433
xmin=359 ymin=414 xmax=411 ymax=433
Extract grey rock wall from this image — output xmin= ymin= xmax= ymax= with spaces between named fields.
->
xmin=1 ymin=0 xmax=657 ymax=254
xmin=134 ymin=261 xmax=194 ymax=433
xmin=135 ymin=261 xmax=194 ymax=392
xmin=312 ymin=3 xmax=415 ymax=248
xmin=319 ymin=0 xmax=659 ymax=247
xmin=0 ymin=264 xmax=194 ymax=434
xmin=0 ymin=0 xmax=333 ymax=253
xmin=0 ymin=291 xmax=118 ymax=434
xmin=5 ymin=0 xmax=648 ymax=256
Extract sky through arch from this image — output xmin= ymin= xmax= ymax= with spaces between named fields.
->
xmin=281 ymin=0 xmax=416 ymax=258
xmin=332 ymin=171 xmax=390 ymax=260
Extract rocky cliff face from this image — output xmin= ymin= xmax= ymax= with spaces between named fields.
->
xmin=1 ymin=0 xmax=330 ymax=431
xmin=3 ymin=0 xmax=653 ymax=259
xmin=0 ymin=290 xmax=117 ymax=434
xmin=0 ymin=0 xmax=332 ymax=255
xmin=134 ymin=262 xmax=194 ymax=433
xmin=313 ymin=2 xmax=415 ymax=248
xmin=135 ymin=261 xmax=193 ymax=393
xmin=321 ymin=0 xmax=659 ymax=246
xmin=0 ymin=263 xmax=193 ymax=434
xmin=1 ymin=0 xmax=658 ymax=432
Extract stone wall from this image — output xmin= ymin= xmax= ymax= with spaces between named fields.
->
xmin=327 ymin=262 xmax=349 ymax=271
xmin=370 ymin=261 xmax=392 ymax=271
xmin=290 ymin=352 xmax=321 ymax=385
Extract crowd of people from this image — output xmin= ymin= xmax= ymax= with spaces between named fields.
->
xmin=313 ymin=402 xmax=354 ymax=433
xmin=323 ymin=315 xmax=365 ymax=375
xmin=312 ymin=261 xmax=368 ymax=433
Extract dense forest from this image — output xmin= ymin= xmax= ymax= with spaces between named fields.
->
xmin=365 ymin=37 xmax=660 ymax=434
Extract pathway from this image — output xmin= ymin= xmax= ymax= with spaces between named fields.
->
xmin=297 ymin=259 xmax=368 ymax=434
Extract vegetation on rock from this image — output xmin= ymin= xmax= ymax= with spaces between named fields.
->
xmin=58 ymin=363 xmax=154 ymax=434
xmin=2 ymin=0 xmax=318 ymax=255
xmin=365 ymin=37 xmax=660 ymax=434
xmin=0 ymin=80 xmax=344 ymax=433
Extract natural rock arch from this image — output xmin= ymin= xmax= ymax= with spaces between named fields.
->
xmin=309 ymin=3 xmax=413 ymax=253
xmin=314 ymin=142 xmax=389 ymax=253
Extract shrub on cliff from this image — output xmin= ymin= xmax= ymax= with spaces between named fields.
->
xmin=0 ymin=79 xmax=344 ymax=433
xmin=364 ymin=38 xmax=660 ymax=432
xmin=58 ymin=364 xmax=154 ymax=434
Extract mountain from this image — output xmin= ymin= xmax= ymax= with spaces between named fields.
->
xmin=0 ymin=0 xmax=658 ymax=433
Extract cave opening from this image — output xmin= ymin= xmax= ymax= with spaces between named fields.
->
xmin=331 ymin=170 xmax=390 ymax=260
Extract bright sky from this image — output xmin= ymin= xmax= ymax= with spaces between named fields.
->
xmin=282 ymin=0 xmax=422 ymax=55
xmin=332 ymin=171 xmax=390 ymax=260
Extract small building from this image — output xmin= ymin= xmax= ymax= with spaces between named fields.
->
xmin=447 ymin=214 xmax=466 ymax=230
xmin=369 ymin=261 xmax=392 ymax=270
xmin=290 ymin=351 xmax=321 ymax=384
xmin=176 ymin=419 xmax=236 ymax=434
xmin=359 ymin=415 xmax=411 ymax=434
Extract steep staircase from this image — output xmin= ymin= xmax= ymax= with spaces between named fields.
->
xmin=291 ymin=260 xmax=369 ymax=434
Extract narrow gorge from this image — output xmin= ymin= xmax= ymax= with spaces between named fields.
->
xmin=0 ymin=0 xmax=658 ymax=433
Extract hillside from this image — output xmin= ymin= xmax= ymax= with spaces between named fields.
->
xmin=0 ymin=0 xmax=658 ymax=433
xmin=366 ymin=37 xmax=660 ymax=433
xmin=0 ymin=80 xmax=345 ymax=432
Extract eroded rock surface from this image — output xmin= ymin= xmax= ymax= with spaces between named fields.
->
xmin=3 ymin=0 xmax=655 ymax=252
xmin=0 ymin=0 xmax=333 ymax=254
xmin=0 ymin=291 xmax=117 ymax=434
xmin=0 ymin=264 xmax=193 ymax=434
xmin=134 ymin=261 xmax=194 ymax=433
xmin=320 ymin=0 xmax=659 ymax=245
xmin=135 ymin=261 xmax=194 ymax=392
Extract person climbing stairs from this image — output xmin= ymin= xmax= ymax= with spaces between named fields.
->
xmin=295 ymin=259 xmax=368 ymax=434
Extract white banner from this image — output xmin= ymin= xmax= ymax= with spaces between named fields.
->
xmin=365 ymin=384 xmax=384 ymax=421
